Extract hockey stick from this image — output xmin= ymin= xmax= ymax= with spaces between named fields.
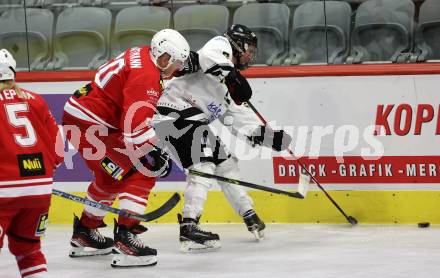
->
xmin=246 ymin=101 xmax=358 ymax=225
xmin=52 ymin=189 xmax=180 ymax=222
xmin=188 ymin=169 xmax=307 ymax=199
xmin=123 ymin=147 xmax=306 ymax=199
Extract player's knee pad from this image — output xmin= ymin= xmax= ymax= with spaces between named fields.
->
xmin=184 ymin=162 xmax=216 ymax=218
xmin=187 ymin=162 xmax=216 ymax=191
xmin=216 ymin=156 xmax=254 ymax=216
xmin=215 ymin=156 xmax=240 ymax=179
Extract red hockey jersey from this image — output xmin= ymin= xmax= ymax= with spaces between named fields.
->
xmin=0 ymin=87 xmax=63 ymax=208
xmin=64 ymin=46 xmax=163 ymax=146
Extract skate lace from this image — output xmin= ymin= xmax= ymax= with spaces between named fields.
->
xmin=128 ymin=232 xmax=146 ymax=249
xmin=193 ymin=224 xmax=215 ymax=236
xmin=90 ymin=229 xmax=106 ymax=243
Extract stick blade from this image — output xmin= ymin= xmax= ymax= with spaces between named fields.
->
xmin=141 ymin=192 xmax=181 ymax=222
xmin=347 ymin=216 xmax=358 ymax=225
xmin=297 ymin=173 xmax=310 ymax=198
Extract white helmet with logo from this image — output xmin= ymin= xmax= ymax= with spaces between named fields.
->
xmin=150 ymin=29 xmax=190 ymax=70
xmin=0 ymin=49 xmax=16 ymax=81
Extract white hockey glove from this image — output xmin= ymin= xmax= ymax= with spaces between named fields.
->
xmin=247 ymin=126 xmax=292 ymax=152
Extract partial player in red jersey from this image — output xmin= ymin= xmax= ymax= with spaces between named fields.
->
xmin=0 ymin=49 xmax=63 ymax=278
xmin=62 ymin=29 xmax=191 ymax=267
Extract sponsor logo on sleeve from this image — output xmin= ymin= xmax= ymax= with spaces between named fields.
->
xmin=73 ymin=83 xmax=92 ymax=99
xmin=100 ymin=157 xmax=124 ymax=181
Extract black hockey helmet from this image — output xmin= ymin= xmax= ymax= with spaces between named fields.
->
xmin=224 ymin=24 xmax=258 ymax=70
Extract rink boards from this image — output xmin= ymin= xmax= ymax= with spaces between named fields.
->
xmin=19 ymin=73 xmax=440 ymax=224
xmin=48 ymin=186 xmax=440 ymax=225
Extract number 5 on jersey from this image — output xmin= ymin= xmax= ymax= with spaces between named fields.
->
xmin=5 ymin=102 xmax=37 ymax=147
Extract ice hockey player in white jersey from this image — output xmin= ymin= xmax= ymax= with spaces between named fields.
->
xmin=153 ymin=24 xmax=292 ymax=252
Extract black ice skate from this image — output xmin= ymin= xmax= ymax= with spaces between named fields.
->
xmin=69 ymin=215 xmax=114 ymax=257
xmin=178 ymin=214 xmax=221 ymax=253
xmin=243 ymin=210 xmax=266 ymax=240
xmin=111 ymin=220 xmax=157 ymax=267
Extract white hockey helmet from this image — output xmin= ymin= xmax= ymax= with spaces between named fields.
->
xmin=150 ymin=29 xmax=190 ymax=70
xmin=0 ymin=49 xmax=16 ymax=81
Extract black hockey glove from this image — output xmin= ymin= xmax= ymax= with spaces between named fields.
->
xmin=145 ymin=147 xmax=173 ymax=178
xmin=174 ymin=51 xmax=200 ymax=77
xmin=225 ymin=69 xmax=252 ymax=105
xmin=248 ymin=126 xmax=292 ymax=152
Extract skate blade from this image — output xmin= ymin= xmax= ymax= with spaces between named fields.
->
xmin=111 ymin=254 xmax=157 ymax=268
xmin=252 ymin=230 xmax=265 ymax=241
xmin=180 ymin=240 xmax=221 ymax=253
xmin=69 ymin=246 xmax=113 ymax=258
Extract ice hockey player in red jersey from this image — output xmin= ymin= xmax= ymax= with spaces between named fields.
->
xmin=62 ymin=29 xmax=191 ymax=267
xmin=0 ymin=49 xmax=63 ymax=278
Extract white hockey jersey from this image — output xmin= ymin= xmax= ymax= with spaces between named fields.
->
xmin=155 ymin=36 xmax=260 ymax=136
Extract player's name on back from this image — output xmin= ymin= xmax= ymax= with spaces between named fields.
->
xmin=0 ymin=89 xmax=34 ymax=101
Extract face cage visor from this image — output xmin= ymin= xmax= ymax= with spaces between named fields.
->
xmin=226 ymin=34 xmax=258 ymax=69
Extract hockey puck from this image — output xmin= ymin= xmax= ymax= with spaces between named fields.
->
xmin=418 ymin=222 xmax=430 ymax=228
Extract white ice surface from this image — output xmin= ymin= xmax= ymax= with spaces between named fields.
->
xmin=1 ymin=224 xmax=439 ymax=278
